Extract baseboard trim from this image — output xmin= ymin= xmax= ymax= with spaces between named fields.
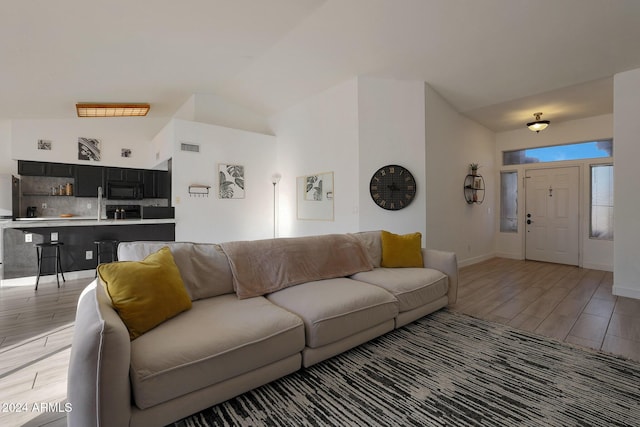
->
xmin=458 ymin=252 xmax=495 ymax=268
xmin=494 ymin=251 xmax=522 ymax=260
xmin=583 ymin=262 xmax=613 ymax=272
xmin=1 ymin=269 xmax=95 ymax=288
xmin=612 ymin=285 xmax=640 ymax=300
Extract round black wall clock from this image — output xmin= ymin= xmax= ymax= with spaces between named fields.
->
xmin=369 ymin=164 xmax=417 ymax=210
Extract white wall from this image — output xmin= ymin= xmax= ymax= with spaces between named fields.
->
xmin=175 ymin=93 xmax=273 ymax=136
xmin=10 ymin=118 xmax=168 ymax=169
xmin=357 ymin=77 xmax=427 ymax=244
xmin=613 ymin=68 xmax=640 ymax=298
xmin=495 ymin=114 xmax=614 ymax=271
xmin=425 ymin=84 xmax=496 ymax=266
xmin=170 ymin=119 xmax=277 ymax=243
xmin=150 ymin=120 xmax=176 ymax=169
xmin=269 ymin=78 xmax=360 ymax=237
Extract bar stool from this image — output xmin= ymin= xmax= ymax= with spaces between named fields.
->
xmin=35 ymin=241 xmax=66 ymax=291
xmin=94 ymin=240 xmax=119 ymax=277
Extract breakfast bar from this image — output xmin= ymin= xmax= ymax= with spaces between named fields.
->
xmin=1 ymin=218 xmax=175 ymax=282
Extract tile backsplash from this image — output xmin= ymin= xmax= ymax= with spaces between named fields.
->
xmin=20 ymin=176 xmax=168 ymax=218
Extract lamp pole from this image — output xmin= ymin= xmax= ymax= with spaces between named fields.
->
xmin=271 ymin=174 xmax=281 ymax=238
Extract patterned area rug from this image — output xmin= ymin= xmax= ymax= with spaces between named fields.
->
xmin=171 ymin=310 xmax=640 ymax=426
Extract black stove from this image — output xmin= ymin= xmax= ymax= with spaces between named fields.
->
xmin=105 ymin=204 xmax=141 ymax=220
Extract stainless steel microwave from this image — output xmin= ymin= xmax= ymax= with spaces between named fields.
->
xmin=106 ymin=181 xmax=143 ymax=200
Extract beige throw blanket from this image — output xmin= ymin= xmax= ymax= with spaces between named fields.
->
xmin=220 ymin=234 xmax=374 ymax=299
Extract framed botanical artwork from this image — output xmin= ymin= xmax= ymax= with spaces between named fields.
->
xmin=78 ymin=137 xmax=102 ymax=161
xmin=297 ymin=171 xmax=334 ymax=221
xmin=218 ymin=164 xmax=245 ymax=199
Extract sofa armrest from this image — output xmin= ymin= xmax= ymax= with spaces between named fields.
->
xmin=67 ymin=281 xmax=132 ymax=427
xmin=422 ymin=249 xmax=458 ymax=305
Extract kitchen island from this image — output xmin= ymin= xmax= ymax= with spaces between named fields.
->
xmin=1 ymin=218 xmax=175 ymax=283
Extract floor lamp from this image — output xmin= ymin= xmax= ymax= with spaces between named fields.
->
xmin=272 ymin=173 xmax=281 ymax=238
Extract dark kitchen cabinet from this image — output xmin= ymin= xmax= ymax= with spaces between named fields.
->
xmin=106 ymin=167 xmax=142 ymax=183
xmin=18 ymin=160 xmax=74 ymax=177
xmin=142 ymin=170 xmax=170 ymax=198
xmin=156 ymin=170 xmax=170 ymax=198
xmin=74 ymin=165 xmax=104 ymax=197
xmin=18 ymin=161 xmax=47 ymax=176
xmin=48 ymin=163 xmax=75 ymax=177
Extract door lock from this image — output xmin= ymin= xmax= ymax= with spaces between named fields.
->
xmin=527 ymin=219 xmax=532 ymax=224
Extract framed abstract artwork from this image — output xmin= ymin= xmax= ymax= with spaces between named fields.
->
xmin=78 ymin=137 xmax=102 ymax=161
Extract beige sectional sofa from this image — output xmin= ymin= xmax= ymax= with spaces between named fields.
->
xmin=67 ymin=231 xmax=458 ymax=427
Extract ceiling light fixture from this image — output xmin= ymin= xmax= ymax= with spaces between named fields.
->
xmin=76 ymin=103 xmax=150 ymax=118
xmin=526 ymin=112 xmax=550 ymax=133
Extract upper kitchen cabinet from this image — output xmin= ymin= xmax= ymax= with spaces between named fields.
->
xmin=18 ymin=160 xmax=74 ymax=177
xmin=105 ymin=167 xmax=142 ymax=183
xmin=143 ymin=170 xmax=170 ymax=198
xmin=74 ymin=165 xmax=104 ymax=197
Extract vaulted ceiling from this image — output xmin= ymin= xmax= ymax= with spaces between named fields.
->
xmin=2 ymin=0 xmax=639 ymax=131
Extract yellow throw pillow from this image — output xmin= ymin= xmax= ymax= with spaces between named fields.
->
xmin=98 ymin=246 xmax=192 ymax=340
xmin=380 ymin=230 xmax=423 ymax=268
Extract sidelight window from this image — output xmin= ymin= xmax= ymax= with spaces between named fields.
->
xmin=500 ymin=171 xmax=518 ymax=233
xmin=590 ymin=164 xmax=613 ymax=240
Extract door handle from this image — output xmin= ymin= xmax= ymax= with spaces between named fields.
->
xmin=527 ymin=219 xmax=533 ymax=224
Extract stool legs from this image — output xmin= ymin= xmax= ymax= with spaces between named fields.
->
xmin=95 ymin=240 xmax=119 ymax=278
xmin=35 ymin=243 xmax=65 ymax=291
xmin=55 ymin=245 xmax=66 ymax=286
xmin=35 ymin=246 xmax=43 ymax=291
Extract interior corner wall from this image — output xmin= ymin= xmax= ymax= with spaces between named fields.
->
xmin=357 ymin=77 xmax=427 ymax=243
xmin=269 ymin=78 xmax=360 ymax=237
xmin=171 ymin=119 xmax=277 ymax=243
xmin=424 ymin=84 xmax=495 ymax=266
xmin=150 ymin=120 xmax=176 ymax=168
xmin=190 ymin=93 xmax=274 ymax=136
xmin=613 ymin=68 xmax=640 ymax=299
xmin=173 ymin=95 xmax=196 ymax=121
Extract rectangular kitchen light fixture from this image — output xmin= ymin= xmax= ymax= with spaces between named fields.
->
xmin=76 ymin=103 xmax=150 ymax=117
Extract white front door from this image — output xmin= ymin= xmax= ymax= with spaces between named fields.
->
xmin=525 ymin=166 xmax=580 ymax=265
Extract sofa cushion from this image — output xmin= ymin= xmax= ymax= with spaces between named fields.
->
xmin=351 ymin=267 xmax=448 ymax=313
xmin=267 ymin=278 xmax=398 ymax=348
xmin=350 ymin=230 xmax=382 ymax=268
xmin=221 ymin=234 xmax=373 ymax=299
xmin=98 ymin=247 xmax=192 ymax=340
xmin=118 ymin=241 xmax=234 ymax=300
xmin=129 ymin=294 xmax=305 ymax=410
xmin=380 ymin=230 xmax=423 ymax=268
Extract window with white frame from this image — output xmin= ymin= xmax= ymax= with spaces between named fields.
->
xmin=503 ymin=139 xmax=612 ymax=165
xmin=590 ymin=164 xmax=613 ymax=240
xmin=500 ymin=171 xmax=518 ymax=233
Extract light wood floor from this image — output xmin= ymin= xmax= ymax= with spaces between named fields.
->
xmin=1 ymin=258 xmax=639 ymax=426
xmin=452 ymin=257 xmax=640 ymax=361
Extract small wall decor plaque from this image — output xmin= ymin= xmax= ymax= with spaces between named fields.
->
xmin=121 ymin=148 xmax=132 ymax=158
xmin=37 ymin=139 xmax=52 ymax=150
xmin=218 ymin=164 xmax=245 ymax=199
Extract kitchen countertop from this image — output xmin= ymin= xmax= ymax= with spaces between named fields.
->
xmin=2 ymin=217 xmax=175 ymax=228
